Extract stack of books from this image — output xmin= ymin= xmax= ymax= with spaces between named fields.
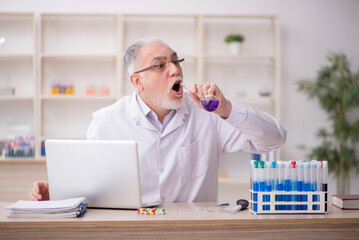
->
xmin=332 ymin=194 xmax=359 ymax=210
xmin=6 ymin=197 xmax=87 ymax=218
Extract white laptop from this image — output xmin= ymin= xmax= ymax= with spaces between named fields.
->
xmin=45 ymin=139 xmax=157 ymax=209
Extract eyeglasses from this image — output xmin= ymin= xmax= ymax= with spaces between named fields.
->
xmin=133 ymin=58 xmax=185 ymax=74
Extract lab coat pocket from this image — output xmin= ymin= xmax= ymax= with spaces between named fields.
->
xmin=178 ymin=140 xmax=208 ymax=179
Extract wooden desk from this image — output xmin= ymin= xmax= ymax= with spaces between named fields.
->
xmin=1 ymin=202 xmax=358 ymax=239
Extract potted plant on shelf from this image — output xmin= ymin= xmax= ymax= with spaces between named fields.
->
xmin=224 ymin=34 xmax=245 ymax=55
xmin=296 ymin=51 xmax=359 ymax=194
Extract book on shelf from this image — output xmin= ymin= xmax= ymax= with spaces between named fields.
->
xmin=5 ymin=197 xmax=87 ymax=218
xmin=332 ymin=194 xmax=359 ymax=210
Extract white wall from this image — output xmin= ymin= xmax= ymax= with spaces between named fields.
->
xmin=1 ymin=0 xmax=359 ymax=194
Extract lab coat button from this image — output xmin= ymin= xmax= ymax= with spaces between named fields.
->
xmin=160 ymin=168 xmax=164 ymax=173
xmin=136 ymin=121 xmax=140 ymax=125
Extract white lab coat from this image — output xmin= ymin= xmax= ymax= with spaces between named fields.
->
xmin=87 ymin=93 xmax=286 ymax=203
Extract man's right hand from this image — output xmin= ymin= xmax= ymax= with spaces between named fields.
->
xmin=28 ymin=181 xmax=50 ymax=201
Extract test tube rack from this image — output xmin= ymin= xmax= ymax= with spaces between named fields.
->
xmin=250 ymin=190 xmax=328 ymax=214
xmin=249 ymin=160 xmax=328 ymax=214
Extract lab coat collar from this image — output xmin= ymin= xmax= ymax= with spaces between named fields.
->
xmin=128 ymin=92 xmax=190 ymax=136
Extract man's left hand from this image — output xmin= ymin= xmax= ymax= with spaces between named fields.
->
xmin=187 ymin=83 xmax=232 ymax=119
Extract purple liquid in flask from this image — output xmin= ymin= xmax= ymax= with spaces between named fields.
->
xmin=201 ymin=99 xmax=219 ymax=111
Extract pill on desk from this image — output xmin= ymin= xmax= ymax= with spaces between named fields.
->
xmin=137 ymin=208 xmax=166 ymax=215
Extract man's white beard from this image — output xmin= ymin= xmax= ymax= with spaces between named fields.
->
xmin=161 ymin=95 xmax=183 ymax=110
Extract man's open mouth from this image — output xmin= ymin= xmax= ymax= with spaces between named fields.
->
xmin=172 ymin=82 xmax=181 ymax=92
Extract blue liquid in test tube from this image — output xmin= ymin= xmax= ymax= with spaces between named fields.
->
xmin=303 ymin=161 xmax=311 ymax=199
xmin=302 ymin=161 xmax=310 ymax=206
xmin=297 ymin=161 xmax=305 ymax=209
xmin=259 ymin=161 xmax=268 ymax=210
xmin=271 ymin=161 xmax=277 ymax=192
xmin=284 ymin=161 xmax=292 ymax=210
xmin=276 ymin=161 xmax=284 ymax=206
xmin=276 ymin=161 xmax=284 ymax=192
xmin=291 ymin=161 xmax=298 ymax=209
xmin=311 ymin=160 xmax=318 ymax=192
xmin=297 ymin=161 xmax=305 ymax=192
xmin=259 ymin=161 xmax=266 ymax=192
xmin=265 ymin=161 xmax=272 ymax=205
xmin=253 ymin=161 xmax=259 ymax=212
xmin=311 ymin=160 xmax=319 ymax=210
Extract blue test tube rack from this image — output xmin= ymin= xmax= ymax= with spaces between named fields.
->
xmin=250 ymin=160 xmax=328 ymax=214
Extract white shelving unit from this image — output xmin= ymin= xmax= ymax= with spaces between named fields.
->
xmin=0 ymin=13 xmax=36 ymax=160
xmin=37 ymin=13 xmax=120 ymax=158
xmin=0 ymin=13 xmax=281 ymax=161
xmin=201 ymin=15 xmax=280 ymax=116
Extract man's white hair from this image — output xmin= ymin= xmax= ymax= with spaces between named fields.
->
xmin=123 ymin=38 xmax=168 ymax=80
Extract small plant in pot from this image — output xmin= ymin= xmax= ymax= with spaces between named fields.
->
xmin=224 ymin=34 xmax=245 ymax=55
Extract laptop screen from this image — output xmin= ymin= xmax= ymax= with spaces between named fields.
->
xmin=45 ymin=139 xmax=143 ymax=209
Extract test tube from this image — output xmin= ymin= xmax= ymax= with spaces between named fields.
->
xmin=250 ymin=160 xmax=254 ymax=210
xmin=265 ymin=161 xmax=272 ymax=204
xmin=311 ymin=160 xmax=319 ymax=210
xmin=284 ymin=161 xmax=291 ymax=208
xmin=322 ymin=161 xmax=328 ymax=212
xmin=297 ymin=161 xmax=304 ymax=192
xmin=271 ymin=161 xmax=277 ymax=192
xmin=259 ymin=161 xmax=266 ymax=210
xmin=253 ymin=161 xmax=260 ymax=192
xmin=276 ymin=161 xmax=284 ymax=191
xmin=253 ymin=161 xmax=260 ymax=212
xmin=30 ymin=135 xmax=35 ymax=157
xmin=265 ymin=161 xmax=272 ymax=192
xmin=291 ymin=161 xmax=297 ymax=192
xmin=297 ymin=161 xmax=305 ymax=205
xmin=310 ymin=160 xmax=318 ymax=192
xmin=322 ymin=161 xmax=328 ymax=191
xmin=276 ymin=161 xmax=285 ymax=205
xmin=303 ymin=162 xmax=310 ymax=191
xmin=250 ymin=160 xmax=255 ymax=191
xmin=284 ymin=162 xmax=291 ymax=191
xmin=317 ymin=161 xmax=323 ymax=191
xmin=259 ymin=161 xmax=265 ymax=192
xmin=303 ymin=161 xmax=310 ymax=203
xmin=291 ymin=161 xmax=297 ymax=206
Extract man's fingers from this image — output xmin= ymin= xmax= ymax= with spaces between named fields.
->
xmin=187 ymin=92 xmax=201 ymax=108
xmin=29 ymin=190 xmax=41 ymax=201
xmin=33 ymin=181 xmax=40 ymax=193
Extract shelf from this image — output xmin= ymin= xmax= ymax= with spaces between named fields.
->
xmin=203 ymin=14 xmax=277 ymax=20
xmin=0 ymin=96 xmax=34 ymax=101
xmin=0 ymin=157 xmax=46 ymax=164
xmin=41 ymin=136 xmax=86 ymax=141
xmin=40 ymin=53 xmax=117 ymax=61
xmin=0 ymin=54 xmax=33 ymax=60
xmin=229 ymin=96 xmax=274 ymax=104
xmin=41 ymin=13 xmax=118 ymax=18
xmin=40 ymin=95 xmax=116 ymax=101
xmin=204 ymin=54 xmax=274 ymax=61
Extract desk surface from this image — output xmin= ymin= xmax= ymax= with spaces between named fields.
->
xmin=1 ymin=202 xmax=359 ymax=240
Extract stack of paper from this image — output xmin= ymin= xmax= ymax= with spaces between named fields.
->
xmin=6 ymin=197 xmax=87 ymax=218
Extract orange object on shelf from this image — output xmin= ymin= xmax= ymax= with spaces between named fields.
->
xmin=100 ymin=88 xmax=110 ymax=96
xmin=86 ymin=88 xmax=96 ymax=96
xmin=51 ymin=86 xmax=60 ymax=95
xmin=66 ymin=85 xmax=75 ymax=95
